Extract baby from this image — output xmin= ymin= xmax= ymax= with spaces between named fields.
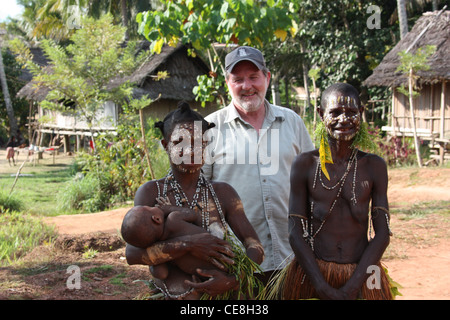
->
xmin=121 ymin=201 xmax=229 ymax=280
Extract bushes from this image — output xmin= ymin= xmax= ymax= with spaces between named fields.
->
xmin=58 ymin=118 xmax=169 ymax=213
xmin=0 ymin=190 xmax=24 ymax=213
xmin=0 ymin=209 xmax=57 ymax=266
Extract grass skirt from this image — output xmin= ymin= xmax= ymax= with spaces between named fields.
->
xmin=267 ymin=259 xmax=395 ymax=300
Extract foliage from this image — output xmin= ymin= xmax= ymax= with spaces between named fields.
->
xmin=10 ymin=0 xmax=155 ymax=42
xmin=0 ymin=49 xmax=29 ymax=145
xmin=136 ymin=0 xmax=293 ymax=106
xmin=0 ymin=208 xmax=57 ymax=266
xmin=396 ymin=44 xmax=436 ymax=167
xmin=9 ymin=14 xmax=147 ymax=151
xmin=59 ymin=114 xmax=169 ymax=213
xmin=372 ymin=128 xmax=425 ymax=167
xmin=290 ymin=0 xmax=398 ymax=92
xmin=0 ymin=191 xmax=24 ymax=213
xmin=396 ymin=45 xmax=437 ymax=97
xmin=202 ymin=232 xmax=263 ymax=300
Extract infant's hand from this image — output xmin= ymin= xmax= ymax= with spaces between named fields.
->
xmin=155 ymin=196 xmax=171 ymax=207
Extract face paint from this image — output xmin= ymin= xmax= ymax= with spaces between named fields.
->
xmin=323 ymin=94 xmax=361 ymax=141
xmin=166 ymin=122 xmax=207 ymax=173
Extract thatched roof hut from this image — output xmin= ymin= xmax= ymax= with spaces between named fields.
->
xmin=107 ymin=42 xmax=217 ymax=119
xmin=18 ymin=42 xmax=215 ymax=118
xmin=17 ymin=42 xmax=216 ymax=151
xmin=363 ymin=10 xmax=450 ymax=164
xmin=364 ymin=10 xmax=449 ymax=87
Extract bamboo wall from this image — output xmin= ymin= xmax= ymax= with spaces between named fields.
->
xmin=391 ymin=81 xmax=450 ymax=139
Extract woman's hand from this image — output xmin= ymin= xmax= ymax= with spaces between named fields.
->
xmin=186 ymin=234 xmax=235 ymax=270
xmin=185 ymin=269 xmax=239 ymax=297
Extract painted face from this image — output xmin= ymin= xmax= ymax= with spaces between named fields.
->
xmin=226 ymin=60 xmax=270 ymax=113
xmin=166 ymin=122 xmax=207 ymax=173
xmin=322 ymin=94 xmax=361 ymax=141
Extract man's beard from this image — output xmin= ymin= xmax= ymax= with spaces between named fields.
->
xmin=235 ymin=93 xmax=263 ymax=112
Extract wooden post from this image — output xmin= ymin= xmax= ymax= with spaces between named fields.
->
xmin=439 ymin=80 xmax=446 ymax=165
xmin=76 ymin=135 xmax=81 ymax=152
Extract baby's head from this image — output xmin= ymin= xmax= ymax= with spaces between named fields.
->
xmin=121 ymin=206 xmax=165 ymax=248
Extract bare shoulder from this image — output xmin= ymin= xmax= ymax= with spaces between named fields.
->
xmin=292 ymin=149 xmax=318 ymax=169
xmin=208 ymin=180 xmax=239 ymax=198
xmin=359 ymin=151 xmax=387 ymax=169
xmin=134 ymin=179 xmax=164 ymax=206
xmin=358 ymin=151 xmax=388 ymax=183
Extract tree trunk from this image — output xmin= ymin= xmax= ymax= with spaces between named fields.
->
xmin=0 ymin=44 xmax=20 ymax=139
xmin=397 ymin=0 xmax=408 ymax=39
xmin=139 ymin=108 xmax=155 ymax=180
xmin=300 ymin=43 xmax=311 ymax=116
xmin=120 ymin=0 xmax=129 ymax=41
xmin=432 ymin=0 xmax=438 ymax=11
xmin=408 ymin=68 xmax=422 ymax=167
xmin=312 ymin=76 xmax=318 ymax=131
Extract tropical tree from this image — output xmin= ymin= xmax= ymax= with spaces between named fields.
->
xmin=396 ymin=44 xmax=436 ymax=167
xmin=136 ymin=0 xmax=293 ymax=107
xmin=0 ymin=36 xmax=20 ymax=141
xmin=10 ymin=14 xmax=148 ymax=152
xmin=0 ymin=47 xmax=29 ymax=143
xmin=12 ymin=0 xmax=155 ymax=42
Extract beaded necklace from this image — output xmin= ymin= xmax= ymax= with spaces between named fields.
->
xmin=160 ymin=170 xmax=227 ymax=232
xmin=302 ymin=148 xmax=358 ymax=251
xmin=152 ymin=170 xmax=228 ymax=299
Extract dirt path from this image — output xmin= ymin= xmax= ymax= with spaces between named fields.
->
xmin=1 ymin=148 xmax=449 ymax=300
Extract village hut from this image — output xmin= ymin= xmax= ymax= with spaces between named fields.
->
xmin=107 ymin=42 xmax=217 ymax=120
xmin=363 ymin=10 xmax=450 ymax=164
xmin=17 ymin=42 xmax=215 ymax=152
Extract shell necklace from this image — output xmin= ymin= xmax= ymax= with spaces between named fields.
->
xmin=303 ymin=148 xmax=358 ymax=251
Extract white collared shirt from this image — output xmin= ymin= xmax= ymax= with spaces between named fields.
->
xmin=203 ymin=100 xmax=314 ymax=271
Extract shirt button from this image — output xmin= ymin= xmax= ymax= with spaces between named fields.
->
xmin=265 ymin=197 xmax=269 ymax=201
xmin=267 ymin=234 xmax=271 ymax=239
xmin=262 ymin=179 xmax=266 ymax=183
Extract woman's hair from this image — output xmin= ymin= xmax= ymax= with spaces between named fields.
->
xmin=154 ymin=101 xmax=215 ymax=139
xmin=320 ymin=83 xmax=361 ymax=111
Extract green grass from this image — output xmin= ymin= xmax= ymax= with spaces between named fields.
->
xmin=0 ymin=161 xmax=74 ymax=216
xmin=0 ymin=157 xmax=75 ymax=266
xmin=391 ymin=201 xmax=450 ymax=221
xmin=0 ymin=209 xmax=58 ymax=266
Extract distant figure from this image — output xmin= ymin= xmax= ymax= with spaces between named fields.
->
xmin=6 ymin=136 xmax=17 ymax=166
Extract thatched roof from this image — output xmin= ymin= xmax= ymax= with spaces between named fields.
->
xmin=363 ymin=10 xmax=450 ymax=87
xmin=107 ymin=42 xmax=209 ymax=101
xmin=15 ymin=47 xmax=51 ymax=101
xmin=17 ymin=42 xmax=209 ymax=102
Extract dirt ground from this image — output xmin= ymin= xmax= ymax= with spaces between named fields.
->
xmin=0 ymin=149 xmax=449 ymax=300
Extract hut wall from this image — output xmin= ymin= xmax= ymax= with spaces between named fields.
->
xmin=36 ymin=101 xmax=118 ymax=131
xmin=391 ymin=81 xmax=449 ymax=138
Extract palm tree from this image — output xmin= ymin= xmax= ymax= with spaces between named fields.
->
xmin=0 ymin=30 xmax=20 ymax=140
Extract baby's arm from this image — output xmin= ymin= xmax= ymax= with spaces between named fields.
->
xmin=156 ymin=196 xmax=198 ymax=224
